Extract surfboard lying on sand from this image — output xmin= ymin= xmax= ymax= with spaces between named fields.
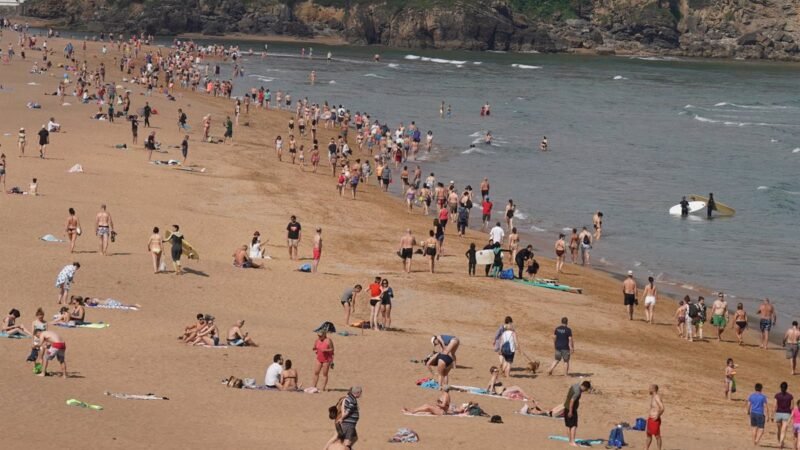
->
xmin=164 ymin=231 xmax=200 ymax=260
xmin=689 ymin=194 xmax=736 ymax=216
xmin=513 ymin=279 xmax=582 ymax=294
xmin=475 ymin=249 xmax=495 ymax=265
xmin=668 ymin=201 xmax=706 ymax=216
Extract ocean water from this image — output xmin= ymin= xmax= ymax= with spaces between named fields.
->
xmin=220 ymin=43 xmax=800 ymax=317
xmin=50 ymin=30 xmax=798 ymax=318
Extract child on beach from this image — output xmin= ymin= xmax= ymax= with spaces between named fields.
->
xmin=466 ymin=243 xmax=477 ymax=276
xmin=725 ymin=358 xmax=737 ymax=400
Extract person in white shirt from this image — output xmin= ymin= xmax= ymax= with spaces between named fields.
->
xmin=264 ymin=354 xmax=284 ymax=388
xmin=489 ymin=222 xmax=505 ymax=245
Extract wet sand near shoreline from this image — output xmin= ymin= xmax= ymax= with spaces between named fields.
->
xmin=0 ymin=33 xmax=792 ymax=449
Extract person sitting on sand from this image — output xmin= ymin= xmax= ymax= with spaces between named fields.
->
xmin=426 ymin=352 xmax=455 ymax=389
xmin=2 ymin=309 xmax=31 ymax=337
xmin=485 ymin=366 xmax=531 ymax=400
xmin=403 ymin=386 xmax=451 ymax=415
xmin=249 ymin=231 xmax=267 ymax=259
xmin=68 ymin=296 xmax=85 ymax=324
xmin=47 ymin=117 xmax=60 ymax=132
xmin=279 ymin=359 xmax=300 ymax=391
xmin=233 ymin=245 xmax=261 ymax=268
xmin=226 ymin=320 xmax=257 ymax=346
xmin=179 ymin=314 xmax=206 ymax=342
xmin=192 ymin=315 xmax=219 ymax=346
xmin=50 ymin=307 xmax=71 ymax=326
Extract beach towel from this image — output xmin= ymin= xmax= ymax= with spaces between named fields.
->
xmin=68 ymin=164 xmax=84 ymax=173
xmin=66 ymin=399 xmax=103 ymax=410
xmin=548 ymin=436 xmax=604 ymax=446
xmin=419 ymin=380 xmax=440 ymax=390
xmin=389 ymin=428 xmax=419 ymax=443
xmin=0 ymin=332 xmax=30 ymax=339
xmin=105 ymin=392 xmax=168 ymax=400
xmin=86 ymin=300 xmax=139 ymax=311
xmin=449 ymin=385 xmax=528 ymax=401
xmin=55 ymin=322 xmax=110 ymax=329
xmin=40 ymin=234 xmax=65 ymax=242
xmin=177 ymin=167 xmax=207 ymax=173
xmin=151 ymin=160 xmax=181 ymax=166
xmin=402 ymin=411 xmax=472 ymax=417
xmin=298 ymin=263 xmax=312 ymax=272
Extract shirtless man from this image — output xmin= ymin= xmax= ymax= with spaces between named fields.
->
xmin=233 ymin=245 xmax=261 ymax=268
xmin=95 ymin=204 xmax=114 ymax=256
xmin=480 ymin=177 xmax=490 ymax=200
xmin=398 ymin=229 xmax=416 ymax=274
xmin=554 ymin=233 xmax=566 ymax=273
xmin=312 ymin=227 xmax=323 ymax=273
xmin=622 ymin=271 xmax=638 ymax=321
xmin=783 ymin=321 xmax=800 ymax=375
xmin=402 ymin=388 xmax=451 ymax=415
xmin=645 ymin=384 xmax=665 ymax=450
xmin=34 ymin=329 xmax=68 ymax=378
xmin=179 ymin=313 xmax=205 ymax=342
xmin=226 ymin=320 xmax=257 ymax=346
xmin=757 ymin=298 xmax=777 ymax=350
xmin=710 ymin=293 xmax=729 ymax=342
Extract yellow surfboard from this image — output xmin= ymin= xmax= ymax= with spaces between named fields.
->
xmin=689 ymin=194 xmax=736 ymax=216
xmin=164 ymin=231 xmax=200 ymax=260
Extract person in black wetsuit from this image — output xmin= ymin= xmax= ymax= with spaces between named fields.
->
xmin=165 ymin=224 xmax=184 ymax=275
xmin=707 ymin=193 xmax=717 ymax=219
xmin=680 ymin=196 xmax=689 ymax=217
xmin=515 ymin=245 xmax=534 ymax=280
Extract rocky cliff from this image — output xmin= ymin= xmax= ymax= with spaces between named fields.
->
xmin=18 ymin=0 xmax=800 ymax=60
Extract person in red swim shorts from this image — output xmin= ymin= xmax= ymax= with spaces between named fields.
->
xmin=646 ymin=384 xmax=665 ymax=450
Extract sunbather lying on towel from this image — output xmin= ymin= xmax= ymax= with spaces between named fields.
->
xmin=520 ymin=402 xmax=565 ymax=417
xmin=485 ymin=366 xmax=531 ymax=400
xmin=403 ymin=387 xmax=451 ymax=415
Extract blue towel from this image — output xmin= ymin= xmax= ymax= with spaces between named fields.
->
xmin=420 ymin=380 xmax=440 ymax=390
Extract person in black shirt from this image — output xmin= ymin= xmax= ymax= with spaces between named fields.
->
xmin=143 ymin=102 xmax=152 ymax=127
xmin=548 ymin=317 xmax=574 ymax=376
xmin=286 ymin=215 xmax=302 ymax=260
xmin=37 ymin=125 xmax=49 ymax=159
xmin=181 ymin=135 xmax=189 ymax=163
xmin=515 ymin=245 xmax=534 ymax=279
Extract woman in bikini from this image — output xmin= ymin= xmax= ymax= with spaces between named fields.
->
xmin=508 ymin=228 xmax=520 ymax=262
xmin=505 ymin=199 xmax=516 ymax=230
xmin=64 ymin=208 xmax=81 ymax=254
xmin=555 ymin=233 xmax=566 ymax=273
xmin=279 ymin=359 xmax=300 ymax=391
xmin=568 ymin=228 xmax=579 ymax=264
xmin=642 ymin=277 xmax=658 ymax=324
xmin=69 ymin=297 xmax=85 ymax=324
xmin=312 ymin=330 xmax=334 ymax=391
xmin=148 ymin=226 xmax=163 ymax=273
xmin=485 ymin=366 xmax=531 ymax=401
xmin=310 ymin=145 xmax=320 ymax=173
xmin=424 ymin=230 xmax=438 ymax=273
xmin=733 ymin=303 xmax=747 ymax=345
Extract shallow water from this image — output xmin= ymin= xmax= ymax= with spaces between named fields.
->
xmin=54 ymin=30 xmax=800 ymax=318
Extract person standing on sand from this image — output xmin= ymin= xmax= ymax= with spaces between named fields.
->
xmin=223 ymin=116 xmax=233 ymax=143
xmin=548 ymin=317 xmax=574 ymax=376
xmin=733 ymin=303 xmax=747 ymax=345
xmin=748 ymin=383 xmax=770 ymax=446
xmin=555 ymin=234 xmax=566 ymax=273
xmin=783 ymin=322 xmax=800 ymax=375
xmin=758 ymin=298 xmax=777 ymax=350
xmin=337 ymin=386 xmax=361 ymax=449
xmin=564 ymin=381 xmax=591 ymax=447
xmin=642 ymin=277 xmax=657 ymax=324
xmin=578 ymin=227 xmax=592 ymax=265
xmin=645 ymin=384 xmax=664 ymax=450
xmin=64 ymin=208 xmax=81 ymax=253
xmin=37 ymin=124 xmax=49 ymax=159
xmin=725 ymin=358 xmax=737 ymax=400
xmin=18 ymin=127 xmax=26 ymax=157
xmin=711 ymin=293 xmax=729 ymax=342
xmin=164 ymin=225 xmax=184 ymax=275
xmin=568 ymin=228 xmax=579 ymax=264
xmin=340 ymin=285 xmax=362 ymax=326
xmin=286 ymin=215 xmax=301 ymax=260
xmin=312 ymin=227 xmax=322 ymax=273
xmin=55 ymin=262 xmax=79 ymax=305
xmin=398 ymin=229 xmax=416 ymax=274
xmin=34 ymin=329 xmax=67 ymax=378
xmin=774 ymin=382 xmax=793 ymax=449
xmin=311 ymin=329 xmax=334 ymax=392
xmin=180 ymin=135 xmax=189 ymax=164
xmin=95 ymin=204 xmax=115 ymax=256
xmin=493 ymin=316 xmax=513 ymax=365
xmin=130 ymin=116 xmax=138 ymax=144
xmin=143 ymin=102 xmax=151 ymax=128
xmin=147 ymin=227 xmax=163 ymax=273
xmin=622 ymin=270 xmax=637 ymax=321
xmin=481 ymin=197 xmax=493 ymax=230
xmin=675 ymin=299 xmax=687 ymax=338
xmin=695 ymin=296 xmax=707 ymax=340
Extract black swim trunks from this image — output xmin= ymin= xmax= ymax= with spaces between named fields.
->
xmin=401 ymin=248 xmax=413 ymax=260
xmin=624 ymin=293 xmax=636 ymax=306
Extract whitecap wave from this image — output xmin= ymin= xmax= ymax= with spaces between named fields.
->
xmin=693 ymin=115 xmax=788 ymax=127
xmin=387 ymin=63 xmax=400 ymax=68
xmin=529 ymin=225 xmax=546 ymax=232
xmin=363 ymin=73 xmax=386 ymax=79
xmin=757 ymin=186 xmax=769 ymax=190
xmin=404 ymin=54 xmax=421 ymax=60
xmin=461 ymin=147 xmax=494 ymax=155
xmin=511 ymin=63 xmax=542 ymax=69
xmin=713 ymin=102 xmax=793 ymax=110
xmin=513 ymin=210 xmax=529 ymax=220
xmin=329 ymin=80 xmax=336 ymax=84
xmin=613 ymin=75 xmax=627 ymax=80
xmin=793 ymin=148 xmax=800 ymax=153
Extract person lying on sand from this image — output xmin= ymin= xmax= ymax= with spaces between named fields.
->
xmin=179 ymin=313 xmax=205 ymax=342
xmin=519 ymin=402 xmax=565 ymax=417
xmin=403 ymin=387 xmax=451 ymax=415
xmin=83 ymin=297 xmax=142 ymax=309
xmin=233 ymin=245 xmax=261 ymax=269
xmin=226 ymin=320 xmax=257 ymax=346
xmin=2 ymin=309 xmax=31 ymax=337
xmin=484 ymin=366 xmax=531 ymax=401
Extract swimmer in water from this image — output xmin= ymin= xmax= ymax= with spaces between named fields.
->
xmin=485 ymin=131 xmax=492 ymax=145
xmin=540 ymin=136 xmax=548 ymax=151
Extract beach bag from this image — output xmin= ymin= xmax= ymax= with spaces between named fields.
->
xmin=583 ymin=234 xmax=590 ymax=245
xmin=608 ymin=426 xmax=626 ymax=448
xmin=498 ymin=269 xmax=515 ymax=280
xmin=299 ymin=263 xmax=312 ymax=272
xmin=688 ymin=303 xmax=699 ymax=318
xmin=500 ymin=341 xmax=513 ymax=356
xmin=633 ymin=417 xmax=646 ymax=431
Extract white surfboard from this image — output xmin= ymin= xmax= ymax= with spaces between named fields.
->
xmin=669 ymin=201 xmax=706 ymax=216
xmin=475 ymin=249 xmax=495 ymax=265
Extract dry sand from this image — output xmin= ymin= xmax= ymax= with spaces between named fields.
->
xmin=0 ymin=33 xmax=792 ymax=449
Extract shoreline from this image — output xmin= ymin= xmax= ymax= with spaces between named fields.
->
xmin=0 ymin=31 xmax=793 ymax=449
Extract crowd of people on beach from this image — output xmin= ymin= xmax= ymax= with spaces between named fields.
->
xmin=2 ymin=19 xmax=798 ymax=449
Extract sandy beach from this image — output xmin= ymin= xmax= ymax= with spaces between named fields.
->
xmin=0 ymin=31 xmax=794 ymax=450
